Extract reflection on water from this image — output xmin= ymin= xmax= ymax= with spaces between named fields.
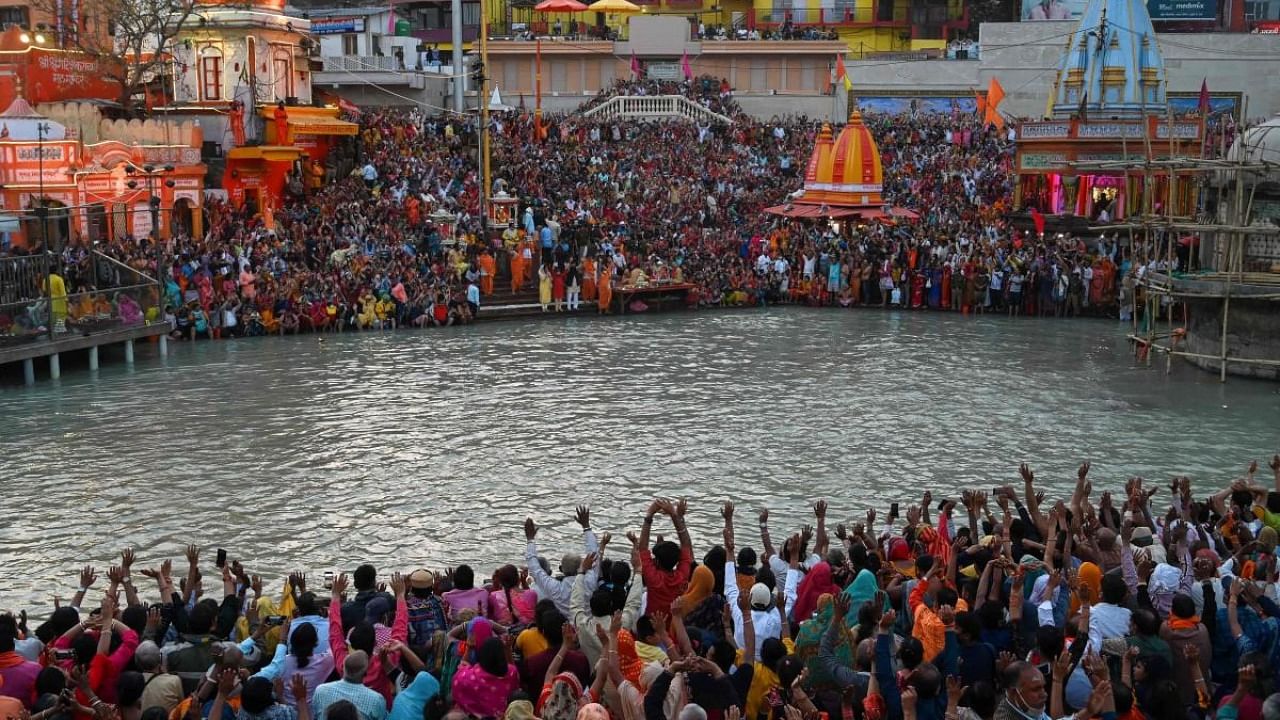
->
xmin=1 ymin=309 xmax=1278 ymax=606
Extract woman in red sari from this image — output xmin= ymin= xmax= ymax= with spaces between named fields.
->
xmin=910 ymin=270 xmax=927 ymax=309
xmin=941 ymin=264 xmax=952 ymax=310
xmin=551 ymin=264 xmax=567 ymax=312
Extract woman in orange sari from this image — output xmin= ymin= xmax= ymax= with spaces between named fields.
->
xmin=509 ymin=247 xmax=525 ymax=293
xmin=478 ymin=251 xmax=496 ymax=296
xmin=581 ymin=256 xmax=597 ymax=302
xmin=596 ymin=261 xmax=612 ymax=314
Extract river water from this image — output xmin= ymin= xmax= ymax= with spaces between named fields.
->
xmin=2 ymin=309 xmax=1278 ymax=606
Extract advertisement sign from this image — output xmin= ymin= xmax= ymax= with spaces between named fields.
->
xmin=25 ymin=48 xmax=123 ymax=104
xmin=1147 ymin=0 xmax=1216 ymax=20
xmin=312 ymin=16 xmax=366 ymax=34
xmin=1021 ymin=0 xmax=1088 ymax=20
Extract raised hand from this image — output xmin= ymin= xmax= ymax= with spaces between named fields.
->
xmin=901 ymin=686 xmax=918 ymax=714
xmin=289 ymin=674 xmax=308 ymax=703
xmin=575 ymin=505 xmax=591 ymax=529
xmin=121 ymin=549 xmax=136 ymax=573
xmin=670 ymin=596 xmax=687 ymax=619
xmin=580 ymin=552 xmax=598 ymax=573
xmin=80 ymin=565 xmax=98 ymax=589
xmin=834 ymin=592 xmax=852 ymax=618
xmin=251 ymin=574 xmax=264 ymax=597
xmin=288 ymin=571 xmax=307 ymax=591
xmin=389 ymin=572 xmax=406 ymax=596
xmin=330 ymin=572 xmax=349 ymax=597
xmin=814 ymin=500 xmax=827 ymax=520
xmin=946 ymin=676 xmax=964 ymax=707
xmin=758 ymin=508 xmax=769 ymax=525
xmin=878 ymin=608 xmax=897 ymax=632
xmin=107 ymin=566 xmax=127 ymax=586
xmin=675 ymin=498 xmax=688 ymax=518
xmin=524 ymin=517 xmax=537 ymax=540
xmin=866 ymin=508 xmax=876 ymax=528
xmin=1020 ymin=463 xmax=1035 ymax=485
xmin=216 ymin=666 xmax=236 ymax=697
xmin=1078 ymin=461 xmax=1091 ymax=481
xmin=625 ymin=531 xmax=639 ymax=548
xmin=722 ymin=501 xmax=734 ymax=521
xmin=184 ymin=545 xmax=200 ymax=567
xmin=563 ymin=623 xmax=578 ymax=649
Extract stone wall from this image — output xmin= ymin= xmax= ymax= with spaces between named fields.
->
xmin=1181 ymin=297 xmax=1280 ymax=381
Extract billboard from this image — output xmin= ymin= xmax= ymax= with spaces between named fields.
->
xmin=312 ymin=16 xmax=366 ymax=34
xmin=23 ymin=48 xmax=124 ymax=104
xmin=1147 ymin=0 xmax=1217 ymax=20
xmin=1021 ymin=0 xmax=1088 ymax=20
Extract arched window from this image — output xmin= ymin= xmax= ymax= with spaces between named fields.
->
xmin=200 ymin=46 xmax=224 ymax=101
xmin=272 ymin=46 xmax=294 ymax=101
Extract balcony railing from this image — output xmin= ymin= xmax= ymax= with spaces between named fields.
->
xmin=321 ymin=56 xmax=406 ymax=73
xmin=581 ymin=95 xmax=732 ymax=124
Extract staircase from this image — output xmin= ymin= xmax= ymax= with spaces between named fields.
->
xmin=580 ymin=95 xmax=732 ymax=124
xmin=478 ymin=268 xmax=599 ymax=319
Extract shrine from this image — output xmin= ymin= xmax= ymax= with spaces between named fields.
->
xmin=763 ymin=110 xmax=917 ymax=225
xmin=1014 ymin=0 xmax=1204 ymax=223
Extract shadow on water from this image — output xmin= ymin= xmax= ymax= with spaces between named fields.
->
xmin=1 ymin=308 xmax=1277 ymax=604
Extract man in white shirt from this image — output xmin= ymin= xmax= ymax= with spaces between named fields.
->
xmin=523 ymin=511 xmax=599 ymax=617
xmin=756 ymin=251 xmax=772 ymax=275
xmin=1087 ymin=573 xmax=1131 ymax=653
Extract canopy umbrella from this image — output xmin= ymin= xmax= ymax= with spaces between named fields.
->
xmin=535 ymin=0 xmax=588 ymax=11
xmin=586 ymin=0 xmax=641 ymax=13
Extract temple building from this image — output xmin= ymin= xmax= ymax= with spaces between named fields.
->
xmin=160 ymin=0 xmax=358 ymax=214
xmin=0 ymin=96 xmax=206 ymax=249
xmin=764 ymin=108 xmax=916 ymax=224
xmin=1014 ymin=0 xmax=1203 ymax=224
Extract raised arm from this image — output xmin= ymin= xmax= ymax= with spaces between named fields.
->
xmin=1020 ymin=464 xmax=1048 ymax=537
xmin=814 ymin=501 xmax=830 ymax=560
xmin=327 ymin=573 xmax=349 ymax=667
xmin=759 ymin=508 xmax=776 ymax=560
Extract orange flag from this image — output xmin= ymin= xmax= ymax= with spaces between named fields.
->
xmin=974 ymin=89 xmax=987 ymax=117
xmin=983 ymin=77 xmax=1006 ymax=129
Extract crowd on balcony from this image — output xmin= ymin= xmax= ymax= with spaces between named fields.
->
xmin=5 ymin=458 xmax=1280 ymax=720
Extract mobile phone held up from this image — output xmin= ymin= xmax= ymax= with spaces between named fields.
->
xmin=265 ymin=615 xmax=286 ymax=627
xmin=889 ymin=502 xmax=900 ymax=518
xmin=216 ymin=548 xmax=227 ymax=568
xmin=323 ymin=571 xmax=335 ymax=590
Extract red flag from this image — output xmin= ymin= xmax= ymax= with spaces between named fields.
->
xmin=1198 ymin=78 xmax=1210 ymax=114
xmin=630 ymin=53 xmax=641 ymax=78
xmin=680 ymin=51 xmax=692 ymax=81
xmin=1030 ymin=207 xmax=1046 ymax=236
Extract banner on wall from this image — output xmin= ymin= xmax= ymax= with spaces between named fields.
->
xmin=1147 ymin=0 xmax=1216 ymax=20
xmin=1021 ymin=0 xmax=1088 ymax=20
xmin=312 ymin=16 xmax=366 ymax=34
xmin=25 ymin=48 xmax=123 ymax=103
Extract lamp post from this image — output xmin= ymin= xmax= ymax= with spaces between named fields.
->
xmin=125 ymin=163 xmax=176 ymax=305
xmin=36 ymin=120 xmax=54 ymax=337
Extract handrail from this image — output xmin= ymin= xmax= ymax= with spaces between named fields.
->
xmin=580 ymin=95 xmax=732 ymax=124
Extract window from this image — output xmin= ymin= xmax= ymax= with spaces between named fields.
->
xmin=0 ymin=6 xmax=30 ymax=28
xmin=272 ymin=46 xmax=293 ymax=100
xmin=371 ymin=33 xmax=382 ymax=55
xmin=342 ymin=33 xmax=358 ymax=54
xmin=200 ymin=47 xmax=223 ymax=101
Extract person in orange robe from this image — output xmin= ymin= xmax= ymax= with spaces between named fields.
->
xmin=273 ymin=102 xmax=289 ymax=145
xmin=509 ymin=247 xmax=525 ymax=293
xmin=478 ymin=251 xmax=496 ymax=296
xmin=581 ymin=256 xmax=597 ymax=302
xmin=596 ymin=261 xmax=612 ymax=314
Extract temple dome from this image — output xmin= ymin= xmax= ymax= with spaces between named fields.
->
xmin=1050 ymin=0 xmax=1166 ymax=119
xmin=801 ymin=110 xmax=884 ymax=207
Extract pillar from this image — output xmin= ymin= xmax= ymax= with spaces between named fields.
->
xmin=89 ymin=345 xmax=100 ymax=371
xmin=49 ymin=353 xmax=60 ymax=380
xmin=157 ymin=335 xmax=166 ymax=357
xmin=23 ymin=358 xmax=35 ymax=386
xmin=126 ymin=339 xmax=136 ymax=364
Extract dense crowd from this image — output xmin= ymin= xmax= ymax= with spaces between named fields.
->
xmin=6 ymin=458 xmax=1280 ymax=720
xmin=1 ymin=75 xmax=1156 ymax=342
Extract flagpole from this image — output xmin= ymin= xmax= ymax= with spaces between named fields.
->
xmin=535 ymin=38 xmax=543 ymax=141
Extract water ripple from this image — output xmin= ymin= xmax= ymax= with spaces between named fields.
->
xmin=1 ymin=309 xmax=1278 ymax=606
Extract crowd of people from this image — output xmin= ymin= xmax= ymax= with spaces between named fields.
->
xmin=1 ymin=74 xmax=1157 ymax=344
xmin=6 ymin=457 xmax=1280 ymax=720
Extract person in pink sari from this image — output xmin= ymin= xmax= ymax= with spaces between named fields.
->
xmin=451 ymin=637 xmax=519 ymax=717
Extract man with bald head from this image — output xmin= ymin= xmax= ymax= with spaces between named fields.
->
xmin=311 ymin=651 xmax=387 ymax=720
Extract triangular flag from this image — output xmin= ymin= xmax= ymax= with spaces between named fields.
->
xmin=1198 ymin=78 xmax=1210 ymax=114
xmin=835 ymin=54 xmax=852 ymax=91
xmin=630 ymin=53 xmax=641 ymax=78
xmin=1030 ymin=207 xmax=1045 ymax=236
xmin=681 ymin=51 xmax=692 ymax=81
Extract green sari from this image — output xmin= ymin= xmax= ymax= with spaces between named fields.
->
xmin=794 ymin=595 xmax=853 ymax=688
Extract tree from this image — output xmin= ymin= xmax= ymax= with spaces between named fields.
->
xmin=31 ymin=0 xmax=199 ymax=115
